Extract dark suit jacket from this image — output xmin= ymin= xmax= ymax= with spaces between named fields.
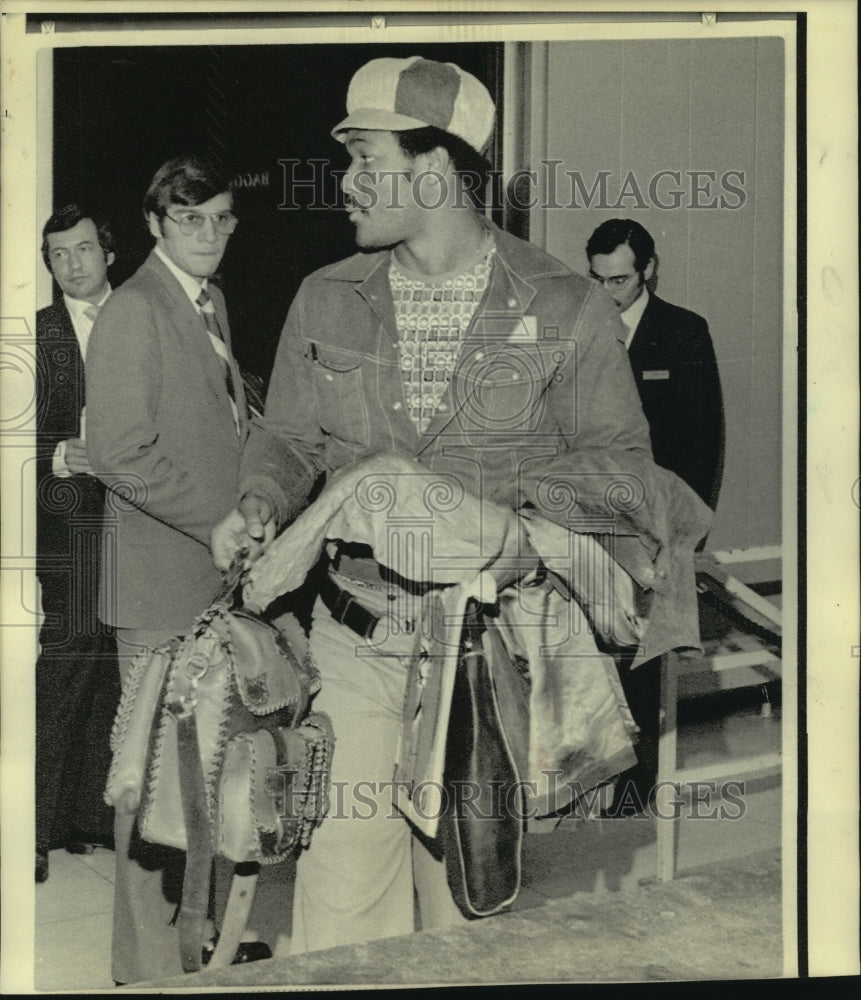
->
xmin=36 ymin=300 xmax=108 ymax=639
xmin=627 ymin=294 xmax=724 ymax=510
xmin=86 ymin=251 xmax=249 ymax=631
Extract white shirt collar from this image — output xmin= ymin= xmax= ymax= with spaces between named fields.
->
xmin=63 ymin=284 xmax=111 ymax=324
xmin=154 ymin=244 xmax=208 ymax=307
xmin=63 ymin=285 xmax=112 ymax=361
xmin=620 ymin=288 xmax=650 ymax=349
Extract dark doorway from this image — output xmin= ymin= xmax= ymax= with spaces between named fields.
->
xmin=52 ymin=42 xmax=503 ymax=385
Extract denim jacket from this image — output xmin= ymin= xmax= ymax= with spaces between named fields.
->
xmin=241 ymin=220 xmax=712 ymax=665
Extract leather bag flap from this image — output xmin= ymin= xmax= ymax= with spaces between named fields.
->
xmin=227 ymin=609 xmax=314 ymax=718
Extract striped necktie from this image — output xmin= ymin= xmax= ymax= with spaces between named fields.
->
xmin=196 ymin=286 xmax=241 ymax=430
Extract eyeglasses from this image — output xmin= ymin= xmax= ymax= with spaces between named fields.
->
xmin=588 ymin=270 xmax=637 ymax=289
xmin=164 ymin=210 xmax=238 ymax=236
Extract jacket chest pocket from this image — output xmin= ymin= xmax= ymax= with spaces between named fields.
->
xmin=451 ymin=344 xmax=550 ymax=435
xmin=308 ymin=342 xmax=372 ymax=447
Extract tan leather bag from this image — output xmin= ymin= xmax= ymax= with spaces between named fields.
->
xmin=105 ymin=587 xmax=333 ymax=971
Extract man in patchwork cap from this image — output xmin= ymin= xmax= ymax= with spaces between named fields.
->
xmin=213 ymin=55 xmax=711 ymax=952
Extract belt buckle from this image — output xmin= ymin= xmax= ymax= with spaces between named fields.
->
xmin=331 ymin=588 xmax=355 ymax=626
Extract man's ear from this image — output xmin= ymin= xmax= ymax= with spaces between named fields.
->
xmin=643 ymin=256 xmax=656 ymax=283
xmin=417 ymin=145 xmax=451 ymax=183
xmin=105 ymin=251 xmax=116 ymax=268
xmin=146 ymin=212 xmax=163 ymax=241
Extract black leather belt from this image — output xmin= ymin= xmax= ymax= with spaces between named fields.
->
xmin=318 ymin=573 xmax=380 ymax=640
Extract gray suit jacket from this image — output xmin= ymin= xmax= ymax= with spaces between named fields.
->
xmin=86 ymin=250 xmax=248 ymax=631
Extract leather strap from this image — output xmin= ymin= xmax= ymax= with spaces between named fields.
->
xmin=206 ymin=867 xmax=260 ymax=968
xmin=318 ymin=573 xmax=379 ymax=639
xmin=176 ymin=713 xmax=213 ymax=973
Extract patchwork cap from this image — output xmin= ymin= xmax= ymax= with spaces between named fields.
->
xmin=332 ymin=56 xmax=495 ymax=156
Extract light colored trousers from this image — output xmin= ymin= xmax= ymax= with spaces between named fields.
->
xmin=112 ymin=628 xmax=229 ymax=984
xmin=291 ymin=577 xmax=468 ymax=954
xmin=112 ymin=627 xmax=186 ymax=984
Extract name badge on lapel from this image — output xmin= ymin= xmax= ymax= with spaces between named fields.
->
xmin=642 ymin=370 xmax=670 ymax=381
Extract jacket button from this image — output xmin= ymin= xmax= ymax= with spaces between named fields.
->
xmin=325 ymin=373 xmax=333 ymax=381
xmin=392 ymin=401 xmax=402 ymax=410
xmin=507 ymin=297 xmax=517 ymax=308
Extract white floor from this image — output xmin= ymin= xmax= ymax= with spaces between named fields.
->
xmin=33 ymin=696 xmax=784 ymax=992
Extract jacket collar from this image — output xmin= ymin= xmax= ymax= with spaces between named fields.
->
xmin=138 ymin=250 xmax=249 ymax=440
xmin=152 ymin=244 xmax=211 ymax=309
xmin=321 ymin=218 xmax=572 ymax=323
xmin=140 ymin=249 xmax=198 ymax=309
xmin=629 ymin=292 xmax=666 ymax=350
xmin=323 ymin=218 xmax=571 ymax=280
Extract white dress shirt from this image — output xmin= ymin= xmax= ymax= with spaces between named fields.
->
xmin=619 ymin=288 xmax=650 ymax=350
xmin=51 ymin=286 xmax=111 ymax=477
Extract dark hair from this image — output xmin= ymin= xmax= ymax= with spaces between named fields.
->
xmin=41 ymin=204 xmax=115 ymax=270
xmin=143 ymin=154 xmax=230 ymax=222
xmin=395 ymin=126 xmax=492 ymax=207
xmin=586 ymin=218 xmax=656 ymax=275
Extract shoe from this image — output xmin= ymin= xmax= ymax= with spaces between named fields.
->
xmin=231 ymin=942 xmax=273 ymax=965
xmin=65 ymin=839 xmax=95 ymax=855
xmin=35 ymin=851 xmax=49 ymax=883
xmin=65 ymin=830 xmax=115 ymax=855
xmin=201 ymin=937 xmax=272 ymax=967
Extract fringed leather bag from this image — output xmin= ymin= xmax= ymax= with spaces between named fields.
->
xmin=105 ymin=571 xmax=333 ymax=972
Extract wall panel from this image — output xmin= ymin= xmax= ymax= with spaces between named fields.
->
xmin=539 ymin=37 xmax=786 ymax=550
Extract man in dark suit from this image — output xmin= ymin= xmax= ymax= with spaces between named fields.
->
xmin=35 ymin=205 xmax=122 ymax=883
xmin=586 ymin=219 xmax=725 ymax=814
xmin=86 ymin=155 xmax=256 ymax=984
xmin=586 ymin=218 xmax=724 ymax=511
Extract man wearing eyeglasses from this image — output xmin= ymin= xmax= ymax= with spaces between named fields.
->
xmin=586 ymin=218 xmax=724 ymax=817
xmin=86 ymin=154 xmax=252 ymax=984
